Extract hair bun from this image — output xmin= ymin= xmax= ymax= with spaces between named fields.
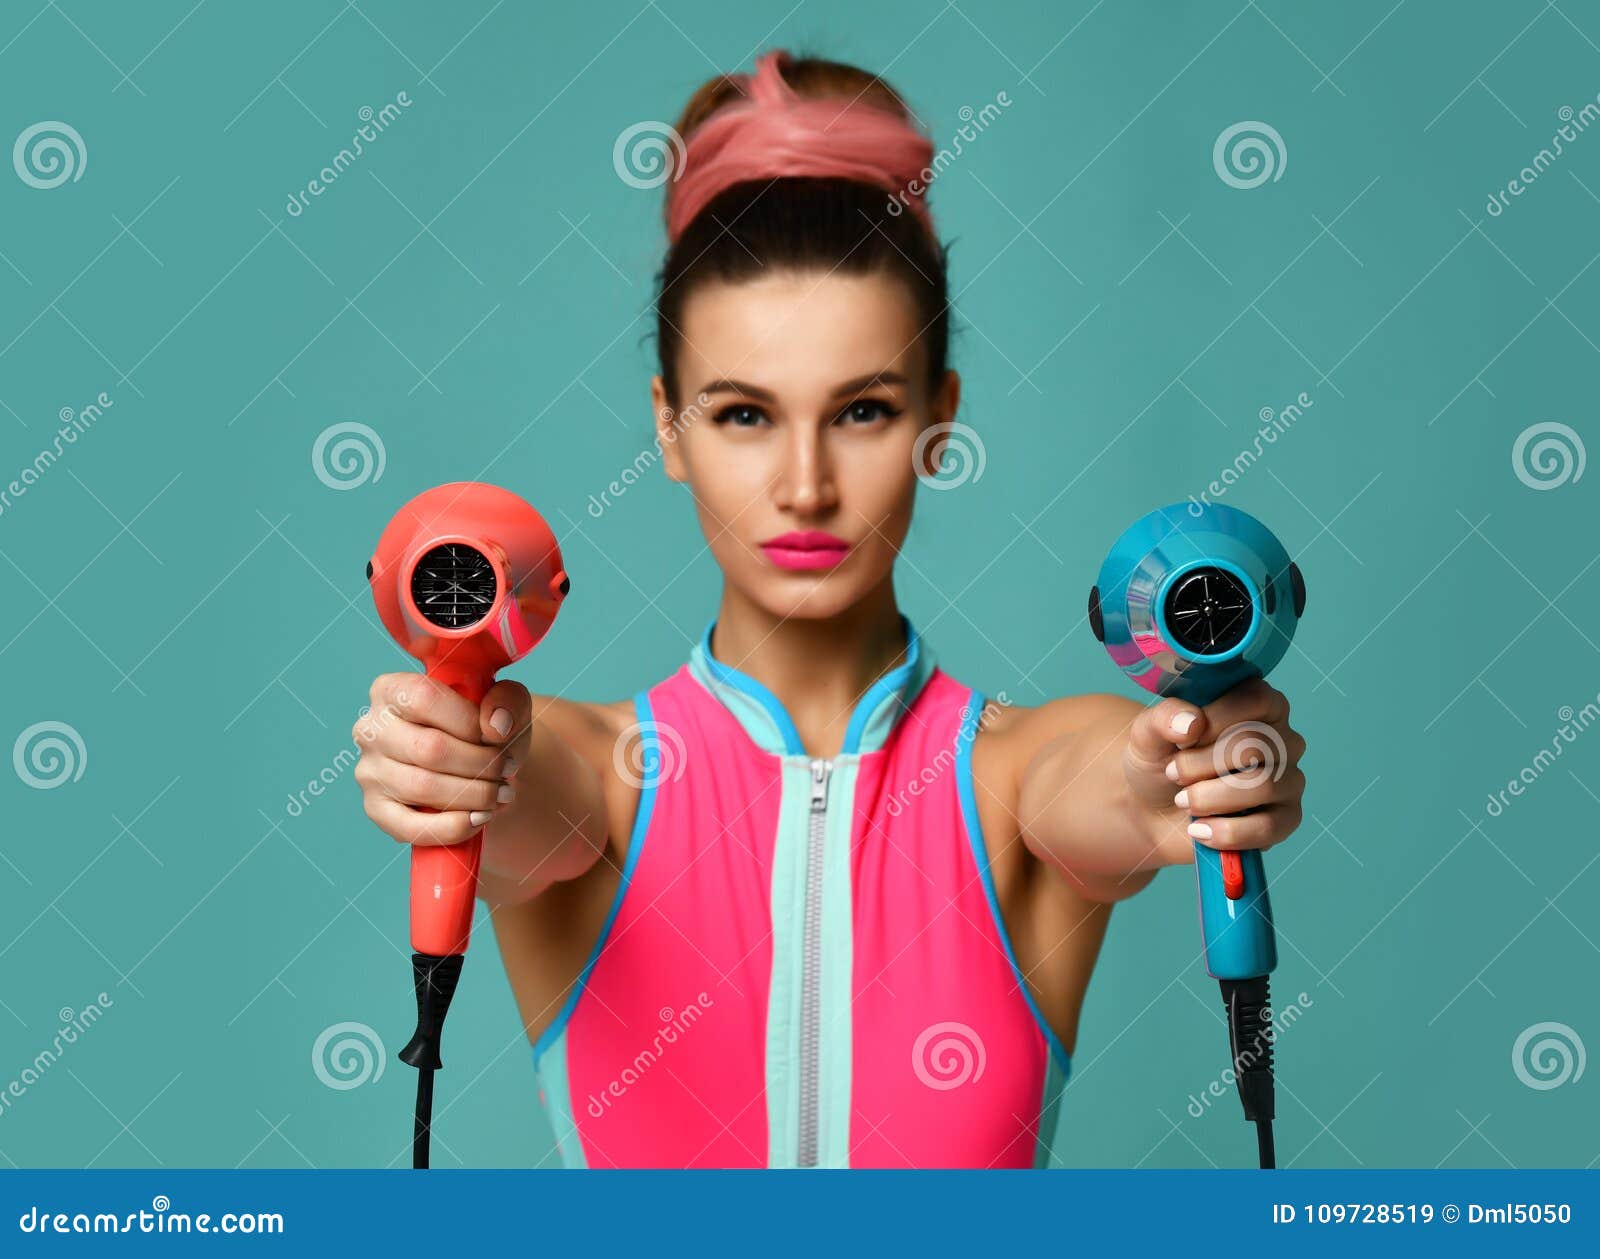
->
xmin=665 ymin=48 xmax=936 ymax=244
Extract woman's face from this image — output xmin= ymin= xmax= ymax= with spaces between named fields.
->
xmin=652 ymin=270 xmax=960 ymax=622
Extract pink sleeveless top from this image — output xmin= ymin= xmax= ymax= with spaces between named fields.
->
xmin=530 ymin=617 xmax=1070 ymax=1167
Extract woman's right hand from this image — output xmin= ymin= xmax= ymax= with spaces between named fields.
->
xmin=351 ymin=672 xmax=520 ymax=847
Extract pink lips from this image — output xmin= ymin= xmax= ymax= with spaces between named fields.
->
xmin=759 ymin=530 xmax=852 ymax=571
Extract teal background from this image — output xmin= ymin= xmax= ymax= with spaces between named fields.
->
xmin=1 ymin=0 xmax=1596 ymax=1170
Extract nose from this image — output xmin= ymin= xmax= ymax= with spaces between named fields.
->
xmin=775 ymin=421 xmax=837 ymax=516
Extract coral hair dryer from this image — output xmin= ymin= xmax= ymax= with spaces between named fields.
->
xmin=368 ymin=481 xmax=569 ymax=1167
xmin=1088 ymin=501 xmax=1304 ymax=1168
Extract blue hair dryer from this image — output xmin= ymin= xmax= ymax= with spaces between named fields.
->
xmin=1088 ymin=501 xmax=1305 ymax=1167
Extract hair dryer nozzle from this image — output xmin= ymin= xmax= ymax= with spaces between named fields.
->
xmin=1089 ymin=502 xmax=1303 ymax=709
xmin=368 ymin=482 xmax=569 ymax=678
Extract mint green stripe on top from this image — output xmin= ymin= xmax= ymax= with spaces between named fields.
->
xmin=763 ymin=759 xmax=810 ymax=1166
xmin=532 ymin=1028 xmax=587 ymax=1168
xmin=814 ymin=756 xmax=857 ymax=1168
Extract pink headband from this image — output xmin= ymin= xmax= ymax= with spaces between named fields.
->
xmin=665 ymin=49 xmax=937 ymax=244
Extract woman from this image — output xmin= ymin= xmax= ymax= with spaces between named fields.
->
xmin=351 ymin=49 xmax=1307 ymax=1169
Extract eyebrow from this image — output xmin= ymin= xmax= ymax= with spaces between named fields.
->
xmin=698 ymin=371 xmax=909 ymax=401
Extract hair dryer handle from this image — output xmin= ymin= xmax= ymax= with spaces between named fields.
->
xmin=410 ymin=665 xmax=492 ymax=957
xmin=1193 ymin=827 xmax=1277 ymax=981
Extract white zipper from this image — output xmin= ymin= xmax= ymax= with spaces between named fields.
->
xmin=797 ymin=756 xmax=831 ymax=1167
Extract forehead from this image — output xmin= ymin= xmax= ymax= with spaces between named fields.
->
xmin=676 ymin=271 xmax=924 ymax=391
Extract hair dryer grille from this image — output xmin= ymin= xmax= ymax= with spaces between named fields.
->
xmin=1163 ymin=566 xmax=1252 ymax=655
xmin=410 ymin=542 xmax=497 ymax=629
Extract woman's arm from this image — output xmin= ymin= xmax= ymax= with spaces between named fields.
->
xmin=473 ymin=683 xmax=618 ymax=905
xmin=1014 ymin=680 xmax=1306 ymax=904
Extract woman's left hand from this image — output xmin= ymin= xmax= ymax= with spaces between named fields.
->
xmin=1122 ymin=677 xmax=1306 ymax=864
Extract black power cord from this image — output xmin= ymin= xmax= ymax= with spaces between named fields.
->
xmin=1219 ymin=974 xmax=1276 ymax=1169
xmin=398 ymin=952 xmax=465 ymax=1170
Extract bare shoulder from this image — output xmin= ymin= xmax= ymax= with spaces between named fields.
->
xmin=527 ymin=692 xmax=637 ymax=765
xmin=526 ymin=692 xmax=644 ymax=860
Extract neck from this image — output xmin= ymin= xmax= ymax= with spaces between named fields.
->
xmin=709 ymin=577 xmax=909 ymax=758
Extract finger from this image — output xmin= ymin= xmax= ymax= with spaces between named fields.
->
xmin=1186 ymin=801 xmax=1302 ymax=851
xmin=1196 ymin=679 xmax=1289 ymax=742
xmin=1127 ymin=697 xmax=1208 ymax=767
xmin=373 ymin=718 xmax=511 ymax=780
xmin=1176 ymin=768 xmax=1304 ymax=819
xmin=371 ymin=672 xmax=483 ymax=744
xmin=1166 ymin=723 xmax=1304 ymax=786
xmin=365 ymin=795 xmax=492 ymax=847
xmin=373 ymin=755 xmax=515 ymax=813
xmin=480 ymin=679 xmax=532 ymax=748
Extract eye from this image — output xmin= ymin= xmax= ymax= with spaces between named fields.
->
xmin=838 ymin=399 xmax=901 ymax=425
xmin=711 ymin=403 xmax=769 ymax=429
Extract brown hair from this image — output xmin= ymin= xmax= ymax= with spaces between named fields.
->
xmin=654 ymin=53 xmax=951 ymax=407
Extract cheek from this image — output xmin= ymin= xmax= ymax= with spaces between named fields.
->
xmin=839 ymin=435 xmax=920 ymax=536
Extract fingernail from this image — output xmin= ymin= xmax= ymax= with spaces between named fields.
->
xmin=1173 ymin=789 xmax=1190 ymax=810
xmin=490 ymin=708 xmax=513 ymax=738
xmin=1164 ymin=759 xmax=1180 ymax=782
xmin=469 ymin=811 xmax=493 ymax=827
xmin=1171 ymin=712 xmax=1195 ymax=735
xmin=1187 ymin=821 xmax=1212 ymax=840
xmin=497 ymin=783 xmax=515 ymax=804
xmin=502 ymin=757 xmax=519 ymax=780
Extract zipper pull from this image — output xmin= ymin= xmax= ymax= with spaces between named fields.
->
xmin=810 ymin=758 xmax=831 ymax=809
